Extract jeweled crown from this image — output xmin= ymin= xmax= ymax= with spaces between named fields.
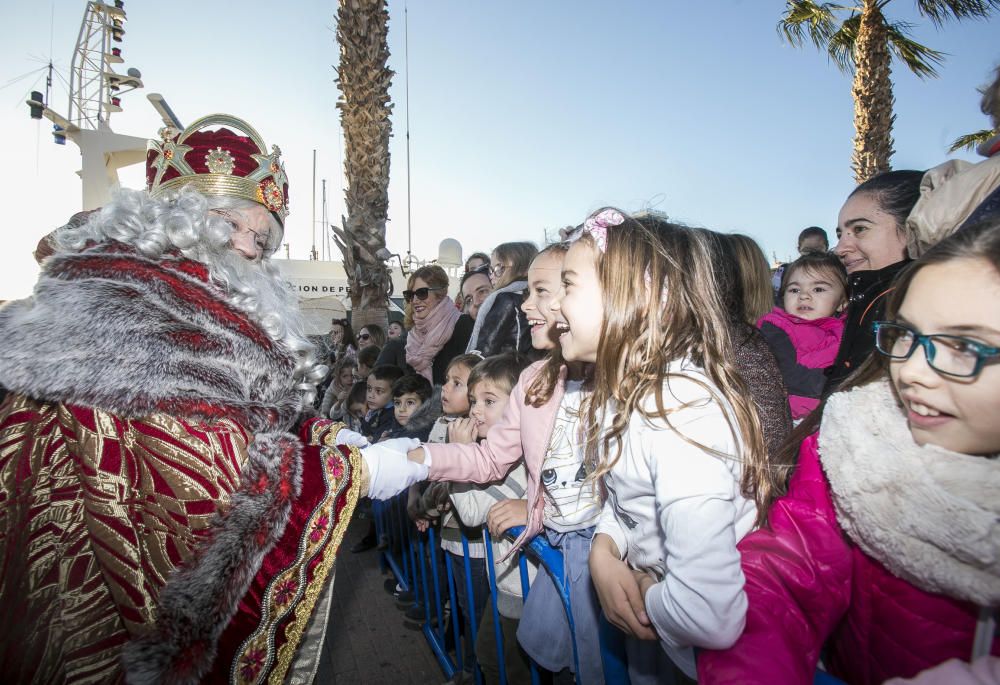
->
xmin=146 ymin=114 xmax=289 ymax=224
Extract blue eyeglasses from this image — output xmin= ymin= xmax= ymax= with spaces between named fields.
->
xmin=872 ymin=321 xmax=1000 ymax=378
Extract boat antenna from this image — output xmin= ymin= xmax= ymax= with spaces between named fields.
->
xmin=404 ymin=0 xmax=412 ymax=261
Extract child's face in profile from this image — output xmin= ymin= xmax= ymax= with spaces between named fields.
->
xmin=441 ymin=363 xmax=472 ymax=416
xmin=366 ymin=375 xmax=393 ymax=412
xmin=394 ymin=392 xmax=422 ymax=426
xmin=469 ymin=380 xmax=510 ymax=436
xmin=349 ymin=401 xmax=366 ymax=420
xmin=782 ymin=266 xmax=846 ymax=320
xmin=388 ymin=322 xmax=404 ymax=339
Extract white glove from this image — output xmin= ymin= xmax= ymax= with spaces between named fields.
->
xmin=335 ymin=428 xmax=370 ymax=448
xmin=361 ymin=438 xmax=428 ymax=500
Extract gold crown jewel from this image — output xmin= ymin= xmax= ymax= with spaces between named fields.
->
xmin=146 ymin=114 xmax=289 ymax=224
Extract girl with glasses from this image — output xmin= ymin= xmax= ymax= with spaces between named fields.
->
xmin=700 ymin=218 xmax=1000 ymax=684
xmin=466 ymin=242 xmax=538 ymax=358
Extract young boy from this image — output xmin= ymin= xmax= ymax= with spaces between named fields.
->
xmin=361 ymin=364 xmax=404 ymax=441
xmin=383 ymin=374 xmax=434 ymax=441
xmin=446 ymin=353 xmax=534 ymax=685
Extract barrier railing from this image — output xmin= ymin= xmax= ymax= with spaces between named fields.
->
xmin=374 ymin=491 xmax=845 ymax=685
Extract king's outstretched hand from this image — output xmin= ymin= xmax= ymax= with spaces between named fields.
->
xmin=359 ymin=437 xmax=429 ymax=500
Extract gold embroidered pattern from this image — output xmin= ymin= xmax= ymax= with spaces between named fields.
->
xmin=230 ymin=423 xmax=360 ymax=684
xmin=0 ymin=395 xmax=249 ymax=682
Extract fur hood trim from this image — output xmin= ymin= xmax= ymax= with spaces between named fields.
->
xmin=121 ymin=431 xmax=302 ymax=683
xmin=0 ymin=242 xmax=301 ymax=432
xmin=466 ymin=279 xmax=527 ymax=354
xmin=404 ymin=386 xmax=444 ymax=435
xmin=819 ymin=380 xmax=1000 ymax=606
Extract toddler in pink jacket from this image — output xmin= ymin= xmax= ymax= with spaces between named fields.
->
xmin=758 ymin=252 xmax=847 ymax=419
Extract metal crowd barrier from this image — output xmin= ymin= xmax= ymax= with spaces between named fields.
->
xmin=374 ymin=492 xmax=845 ymax=685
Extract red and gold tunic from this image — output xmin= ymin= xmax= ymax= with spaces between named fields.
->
xmin=0 ymin=242 xmax=365 ymax=683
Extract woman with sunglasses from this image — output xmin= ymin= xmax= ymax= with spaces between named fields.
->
xmin=700 ymin=218 xmax=1000 ymax=684
xmin=403 ymin=265 xmax=474 ymax=384
xmin=466 ymin=241 xmax=538 ymax=358
xmin=357 ymin=323 xmax=386 ymax=351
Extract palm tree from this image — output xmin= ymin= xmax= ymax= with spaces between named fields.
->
xmin=949 ymin=128 xmax=997 ymax=152
xmin=779 ymin=0 xmax=999 ymax=183
xmin=334 ymin=0 xmax=394 ymax=329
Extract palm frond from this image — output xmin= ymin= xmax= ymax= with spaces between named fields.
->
xmin=778 ymin=0 xmax=839 ymax=48
xmin=948 ymin=128 xmax=997 ymax=152
xmin=827 ymin=13 xmax=860 ymax=72
xmin=886 ymin=21 xmax=946 ymax=78
xmin=915 ymin=0 xmax=1000 ymax=27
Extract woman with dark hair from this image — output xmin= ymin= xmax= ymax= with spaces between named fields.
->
xmin=466 ymin=241 xmax=538 ymax=357
xmin=700 ymin=217 xmax=1000 ymax=685
xmin=356 ymin=322 xmax=386 ymax=350
xmin=330 ymin=317 xmax=356 ymax=361
xmin=403 ymin=264 xmax=473 ymax=384
xmin=827 ymin=169 xmax=924 ymax=390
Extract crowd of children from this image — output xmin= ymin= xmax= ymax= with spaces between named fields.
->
xmin=310 ymin=69 xmax=1000 ymax=685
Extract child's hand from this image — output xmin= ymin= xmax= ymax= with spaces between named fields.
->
xmin=486 ymin=499 xmax=528 ymax=536
xmin=589 ymin=534 xmax=657 ymax=641
xmin=447 ymin=418 xmax=478 ymax=444
xmin=414 ymin=518 xmax=431 ymax=533
xmin=631 ymin=569 xmax=657 ymax=604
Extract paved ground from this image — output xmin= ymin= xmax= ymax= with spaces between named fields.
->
xmin=314 ymin=514 xmax=445 ymax=685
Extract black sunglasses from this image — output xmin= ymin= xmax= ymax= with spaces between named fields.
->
xmin=358 ymin=333 xmax=371 ymax=341
xmin=403 ymin=286 xmax=444 ymax=303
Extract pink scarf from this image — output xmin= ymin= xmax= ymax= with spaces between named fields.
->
xmin=405 ymin=295 xmax=460 ymax=381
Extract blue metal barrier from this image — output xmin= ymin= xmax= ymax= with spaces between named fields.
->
xmin=376 ymin=492 xmax=844 ymax=685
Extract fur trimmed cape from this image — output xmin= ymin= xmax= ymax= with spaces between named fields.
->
xmin=0 ymin=241 xmax=361 ymax=684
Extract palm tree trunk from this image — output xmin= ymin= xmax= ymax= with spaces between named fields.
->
xmin=851 ymin=0 xmax=894 ymax=184
xmin=334 ymin=0 xmax=394 ymax=330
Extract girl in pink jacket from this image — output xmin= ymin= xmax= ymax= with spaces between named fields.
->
xmin=409 ymin=243 xmax=608 ymax=683
xmin=757 ymin=251 xmax=847 ymax=420
xmin=700 ymin=219 xmax=1000 ymax=685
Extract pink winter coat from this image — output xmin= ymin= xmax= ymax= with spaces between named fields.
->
xmin=757 ymin=307 xmax=844 ymax=419
xmin=424 ymin=360 xmax=564 ymax=550
xmin=699 ymin=433 xmax=999 ymax=685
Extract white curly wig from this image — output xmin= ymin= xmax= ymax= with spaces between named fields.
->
xmin=54 ymin=186 xmax=326 ymax=407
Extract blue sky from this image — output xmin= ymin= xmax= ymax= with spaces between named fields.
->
xmin=1 ymin=0 xmax=997 ymax=299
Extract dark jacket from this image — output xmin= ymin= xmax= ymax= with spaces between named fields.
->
xmin=825 ymin=260 xmax=910 ymax=392
xmin=361 ymin=405 xmax=399 ymax=441
xmin=431 ymin=314 xmax=474 ymax=385
xmin=466 ymin=281 xmax=531 ymax=357
xmin=377 ymin=316 xmax=475 ymax=385
xmin=732 ymin=324 xmax=792 ymax=465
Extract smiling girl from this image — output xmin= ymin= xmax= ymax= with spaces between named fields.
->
xmin=828 ymin=170 xmax=924 ymax=389
xmin=549 ymin=209 xmax=775 ymax=684
xmin=700 ymin=218 xmax=1000 ymax=685
xmin=407 ymin=243 xmax=609 ymax=682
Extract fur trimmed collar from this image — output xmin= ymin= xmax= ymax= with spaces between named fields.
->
xmin=0 ymin=242 xmax=301 ymax=432
xmin=466 ymin=279 xmax=527 ymax=354
xmin=819 ymin=380 xmax=1000 ymax=606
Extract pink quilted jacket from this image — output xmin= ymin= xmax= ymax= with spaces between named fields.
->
xmin=699 ymin=434 xmax=998 ymax=685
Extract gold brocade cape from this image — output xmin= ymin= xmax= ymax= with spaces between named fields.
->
xmin=0 ymin=242 xmax=363 ymax=683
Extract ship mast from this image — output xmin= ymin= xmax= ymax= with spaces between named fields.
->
xmin=26 ymin=1 xmax=181 ymax=211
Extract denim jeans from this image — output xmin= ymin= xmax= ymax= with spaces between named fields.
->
xmin=448 ymin=551 xmax=490 ymax=675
